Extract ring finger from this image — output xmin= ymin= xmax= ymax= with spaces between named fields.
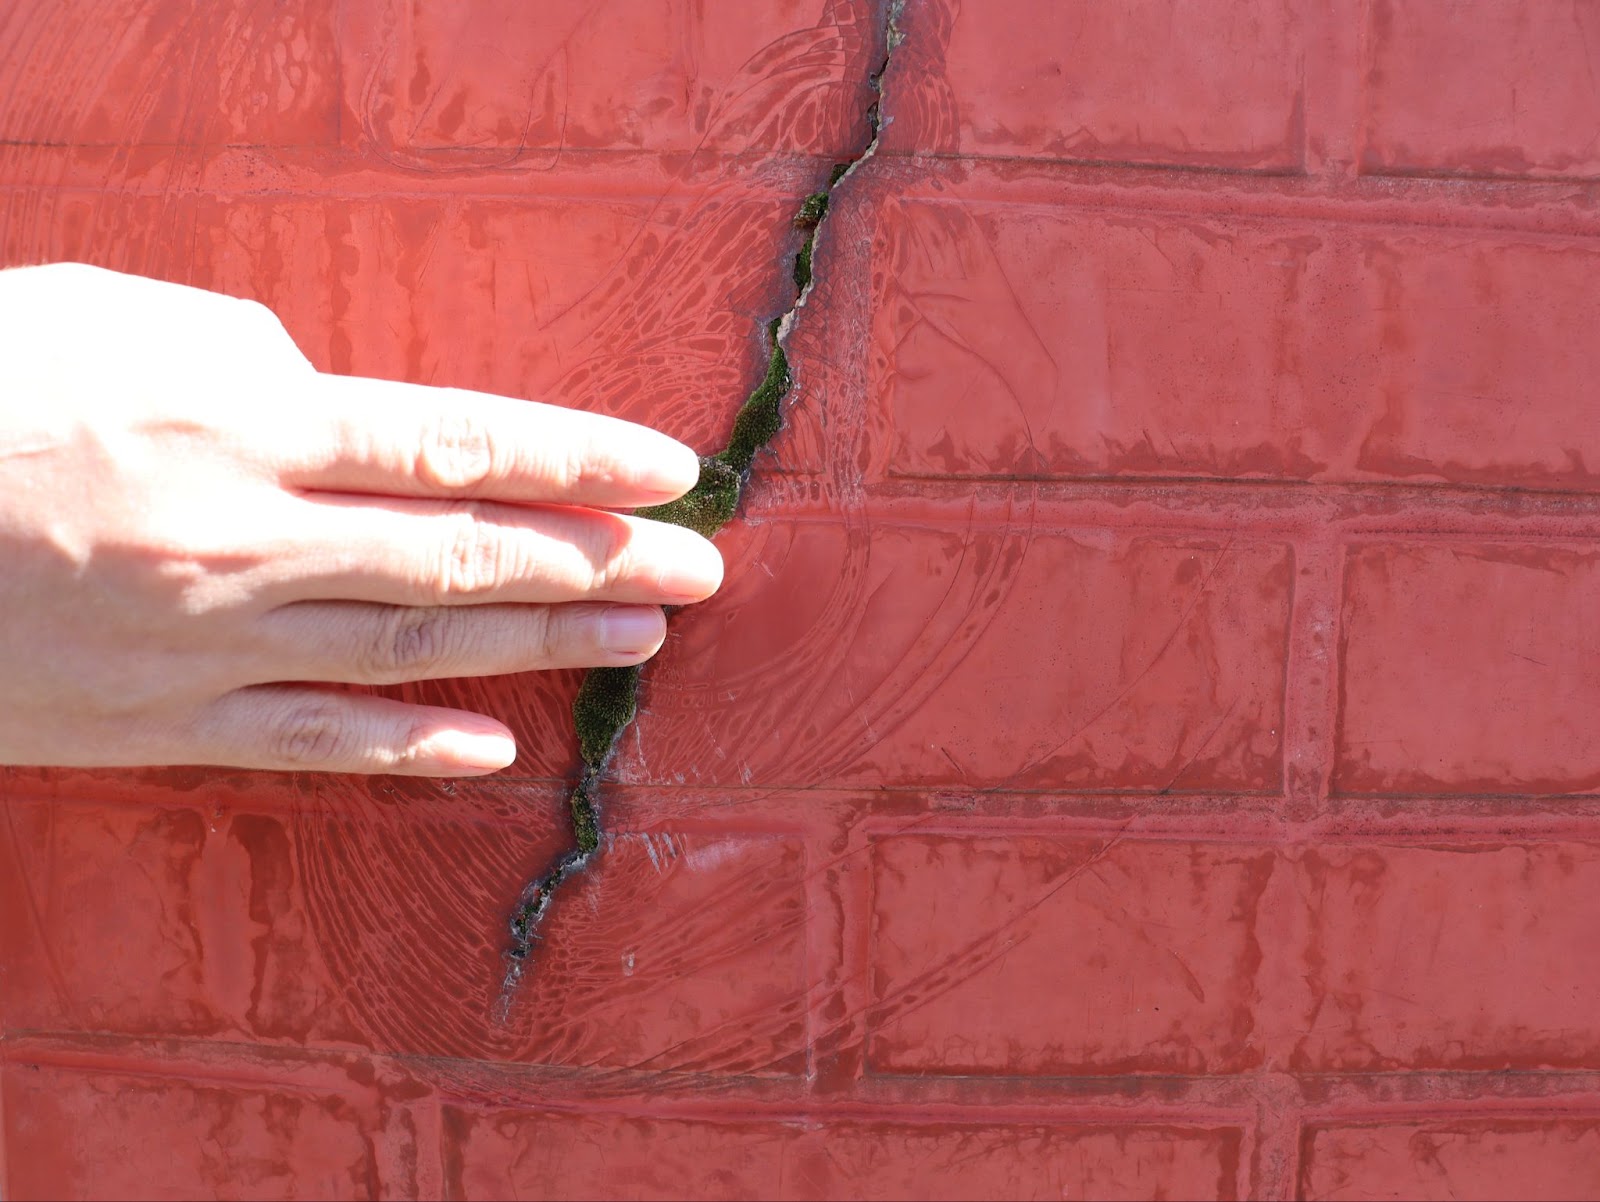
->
xmin=251 ymin=600 xmax=669 ymax=685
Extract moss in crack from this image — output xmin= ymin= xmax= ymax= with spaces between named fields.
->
xmin=499 ymin=5 xmax=901 ymax=1009
xmin=636 ymin=455 xmax=741 ymax=538
xmin=572 ymin=664 xmax=642 ymax=769
xmin=569 ymin=774 xmax=600 ymax=856
xmin=792 ymin=233 xmax=816 ymax=292
xmin=794 ymin=190 xmax=830 ymax=231
xmin=500 ymin=840 xmax=588 ymax=1009
xmin=507 ymin=872 xmax=552 ymax=949
xmin=716 ymin=319 xmax=790 ymax=475
xmin=499 ymin=319 xmax=792 ymax=1005
xmin=505 ymin=849 xmax=579 ymax=960
xmin=791 ymin=190 xmax=832 ymax=292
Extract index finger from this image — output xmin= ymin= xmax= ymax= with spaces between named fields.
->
xmin=275 ymin=373 xmax=701 ymax=508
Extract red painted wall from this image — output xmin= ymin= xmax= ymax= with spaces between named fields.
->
xmin=5 ymin=1 xmax=1600 ymax=1198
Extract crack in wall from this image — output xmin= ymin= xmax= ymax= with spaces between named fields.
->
xmin=496 ymin=3 xmax=904 ymax=1016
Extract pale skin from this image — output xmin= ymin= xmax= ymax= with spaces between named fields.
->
xmin=0 ymin=263 xmax=723 ymax=776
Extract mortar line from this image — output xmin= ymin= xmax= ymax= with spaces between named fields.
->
xmin=1250 ymin=1073 xmax=1306 ymax=1201
xmin=16 ymin=1029 xmax=1600 ymax=1120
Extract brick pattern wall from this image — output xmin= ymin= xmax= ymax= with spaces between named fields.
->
xmin=4 ymin=2 xmax=1600 ymax=1198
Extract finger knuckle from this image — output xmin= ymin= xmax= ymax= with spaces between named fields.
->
xmin=269 ymin=700 xmax=352 ymax=767
xmin=521 ymin=606 xmax=561 ymax=661
xmin=558 ymin=437 xmax=612 ymax=495
xmin=418 ymin=410 xmax=493 ymax=491
xmin=435 ymin=504 xmax=507 ymax=599
xmin=364 ymin=607 xmax=458 ymax=681
xmin=583 ymin=514 xmax=637 ymax=593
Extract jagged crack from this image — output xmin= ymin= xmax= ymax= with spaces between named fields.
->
xmin=498 ymin=4 xmax=904 ymax=1013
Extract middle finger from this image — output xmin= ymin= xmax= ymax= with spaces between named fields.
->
xmin=274 ymin=494 xmax=724 ymax=608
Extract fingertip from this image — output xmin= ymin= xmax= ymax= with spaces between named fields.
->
xmin=641 ymin=434 xmax=702 ymax=503
xmin=702 ymin=535 xmax=726 ymax=597
xmin=582 ymin=420 xmax=702 ymax=505
xmin=655 ymin=528 xmax=725 ymax=603
xmin=425 ymin=724 xmax=517 ymax=774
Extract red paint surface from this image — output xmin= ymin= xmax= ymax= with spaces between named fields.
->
xmin=4 ymin=2 xmax=1600 ymax=1199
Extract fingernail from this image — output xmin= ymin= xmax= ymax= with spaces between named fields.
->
xmin=432 ymin=729 xmax=516 ymax=772
xmin=656 ymin=534 xmax=725 ymax=602
xmin=600 ymin=605 xmax=666 ymax=656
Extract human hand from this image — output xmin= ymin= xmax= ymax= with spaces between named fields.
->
xmin=0 ymin=263 xmax=722 ymax=775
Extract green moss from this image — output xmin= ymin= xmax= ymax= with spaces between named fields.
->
xmin=569 ymin=775 xmax=600 ymax=856
xmin=635 ymin=455 xmax=741 ymax=538
xmin=507 ymin=855 xmax=569 ymax=948
xmin=828 ymin=161 xmax=851 ymax=188
xmin=501 ymin=149 xmax=854 ymax=1002
xmin=793 ymin=190 xmax=830 ymax=231
xmin=508 ymin=906 xmax=533 ymax=947
xmin=504 ymin=842 xmax=586 ymax=971
xmin=572 ymin=664 xmax=642 ymax=768
xmin=715 ymin=320 xmax=791 ymax=475
xmin=507 ymin=888 xmax=543 ymax=948
xmin=792 ymin=234 xmax=814 ymax=291
xmin=792 ymin=191 xmax=830 ymax=291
